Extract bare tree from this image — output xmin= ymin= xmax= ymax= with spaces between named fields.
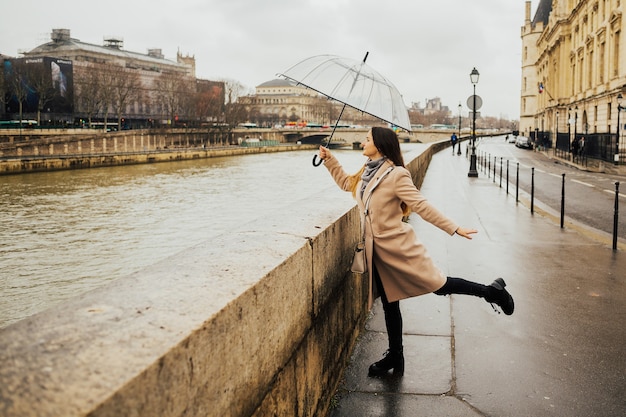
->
xmin=220 ymin=79 xmax=250 ymax=144
xmin=97 ymin=69 xmax=118 ymax=130
xmin=110 ymin=66 xmax=142 ymax=130
xmin=154 ymin=72 xmax=194 ymax=127
xmin=5 ymin=60 xmax=30 ymax=126
xmin=74 ymin=64 xmax=105 ymax=128
xmin=0 ymin=61 xmax=7 ymax=116
xmin=26 ymin=63 xmax=57 ymax=125
xmin=193 ymin=82 xmax=224 ymax=126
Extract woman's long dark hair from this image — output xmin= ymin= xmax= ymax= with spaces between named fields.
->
xmin=349 ymin=127 xmax=410 ymax=216
xmin=371 ymin=126 xmax=405 ymax=167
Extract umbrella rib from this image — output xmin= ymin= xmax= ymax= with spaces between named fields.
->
xmin=278 ymin=54 xmax=411 ymax=131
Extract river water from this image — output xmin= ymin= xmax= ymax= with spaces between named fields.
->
xmin=0 ymin=144 xmax=424 ymax=328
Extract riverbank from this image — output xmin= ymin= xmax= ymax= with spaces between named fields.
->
xmin=0 ymin=144 xmax=319 ymax=175
xmin=0 ymin=127 xmax=456 ymax=175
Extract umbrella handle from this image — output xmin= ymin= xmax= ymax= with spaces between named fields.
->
xmin=312 ymin=154 xmax=323 ymax=167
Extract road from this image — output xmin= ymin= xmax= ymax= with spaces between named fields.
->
xmin=473 ymin=135 xmax=626 ymax=244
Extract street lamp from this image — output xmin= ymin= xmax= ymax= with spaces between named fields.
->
xmin=457 ymin=103 xmax=462 ymax=155
xmin=468 ymin=67 xmax=479 ymax=177
xmin=617 ymin=93 xmax=624 ymax=164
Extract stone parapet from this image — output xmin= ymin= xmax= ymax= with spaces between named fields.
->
xmin=0 ymin=143 xmax=441 ymax=416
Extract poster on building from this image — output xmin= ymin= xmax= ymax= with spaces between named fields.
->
xmin=2 ymin=57 xmax=74 ymax=118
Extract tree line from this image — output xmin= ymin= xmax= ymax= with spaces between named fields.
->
xmin=1 ymin=59 xmax=251 ymax=133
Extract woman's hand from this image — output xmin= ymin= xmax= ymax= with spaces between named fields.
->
xmin=454 ymin=226 xmax=478 ymax=240
xmin=318 ymin=146 xmax=332 ymax=161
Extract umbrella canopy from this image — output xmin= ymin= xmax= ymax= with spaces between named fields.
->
xmin=278 ymin=53 xmax=411 ymax=132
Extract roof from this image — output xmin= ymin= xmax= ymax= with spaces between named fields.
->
xmin=532 ymin=0 xmax=553 ymax=27
xmin=26 ymin=37 xmax=187 ymax=69
xmin=257 ymin=79 xmax=297 ymax=88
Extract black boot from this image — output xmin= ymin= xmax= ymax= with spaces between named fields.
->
xmin=485 ymin=278 xmax=515 ymax=315
xmin=368 ymin=348 xmax=404 ymax=377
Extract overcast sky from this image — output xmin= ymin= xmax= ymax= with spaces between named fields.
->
xmin=1 ymin=0 xmax=539 ymax=120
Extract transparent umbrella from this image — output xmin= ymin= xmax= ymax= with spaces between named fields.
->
xmin=278 ymin=52 xmax=411 ymax=166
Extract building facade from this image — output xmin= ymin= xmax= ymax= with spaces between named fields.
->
xmin=2 ymin=29 xmax=223 ymax=128
xmin=521 ymin=0 xmax=626 ymax=163
xmin=240 ymin=78 xmax=382 ymax=128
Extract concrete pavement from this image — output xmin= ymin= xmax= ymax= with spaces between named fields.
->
xmin=329 ymin=148 xmax=626 ymax=417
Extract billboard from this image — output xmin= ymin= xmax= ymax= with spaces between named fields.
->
xmin=3 ymin=57 xmax=74 ymax=115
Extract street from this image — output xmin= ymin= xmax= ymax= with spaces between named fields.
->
xmin=331 ymin=145 xmax=626 ymax=417
xmin=473 ymin=135 xmax=626 ymax=245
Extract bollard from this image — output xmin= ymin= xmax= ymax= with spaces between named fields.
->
xmin=531 ymin=167 xmax=535 ymax=214
xmin=561 ymin=174 xmax=565 ymax=228
xmin=516 ymin=162 xmax=519 ymax=202
xmin=493 ymin=155 xmax=496 ymax=183
xmin=499 ymin=157 xmax=503 ymax=188
xmin=613 ymin=181 xmax=620 ymax=251
xmin=488 ymin=154 xmax=491 ymax=178
xmin=506 ymin=160 xmax=509 ymax=194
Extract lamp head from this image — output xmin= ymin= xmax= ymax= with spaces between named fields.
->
xmin=470 ymin=67 xmax=479 ymax=85
xmin=618 ymin=93 xmax=624 ymax=107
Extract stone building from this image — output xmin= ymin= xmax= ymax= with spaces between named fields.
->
xmin=3 ymin=28 xmax=223 ymax=127
xmin=521 ymin=0 xmax=626 ymax=163
xmin=240 ymin=78 xmax=381 ymax=128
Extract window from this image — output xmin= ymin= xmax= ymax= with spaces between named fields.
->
xmin=587 ymin=51 xmax=593 ymax=89
xmin=614 ymin=30 xmax=620 ymax=77
xmin=599 ymin=41 xmax=606 ymax=83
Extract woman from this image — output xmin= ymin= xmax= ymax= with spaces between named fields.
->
xmin=318 ymin=127 xmax=514 ymax=377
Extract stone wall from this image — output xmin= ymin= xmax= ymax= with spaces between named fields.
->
xmin=0 ymin=144 xmax=318 ymax=175
xmin=0 ymin=143 xmax=443 ymax=417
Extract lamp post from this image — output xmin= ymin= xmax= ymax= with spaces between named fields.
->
xmin=468 ymin=67 xmax=480 ymax=177
xmin=617 ymin=94 xmax=624 ymax=164
xmin=457 ymin=103 xmax=462 ymax=155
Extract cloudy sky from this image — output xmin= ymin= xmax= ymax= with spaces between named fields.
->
xmin=1 ymin=0 xmax=539 ymax=120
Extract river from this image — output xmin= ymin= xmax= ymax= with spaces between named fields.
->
xmin=0 ymin=144 xmax=425 ymax=328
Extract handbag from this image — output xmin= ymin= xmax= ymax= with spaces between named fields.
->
xmin=351 ymin=241 xmax=367 ymax=273
xmin=350 ymin=166 xmax=394 ymax=275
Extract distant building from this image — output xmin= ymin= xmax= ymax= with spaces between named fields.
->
xmin=410 ymin=98 xmax=451 ymax=116
xmin=240 ymin=78 xmax=382 ymax=128
xmin=239 ymin=79 xmax=326 ymax=127
xmin=2 ymin=29 xmax=223 ymax=127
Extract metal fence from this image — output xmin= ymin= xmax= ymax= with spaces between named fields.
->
xmin=552 ymin=132 xmax=625 ymax=165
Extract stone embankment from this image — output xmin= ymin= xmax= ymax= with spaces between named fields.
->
xmin=0 ymin=127 xmax=453 ymax=175
xmin=0 ymin=128 xmax=315 ymax=175
xmin=0 ymin=139 xmax=447 ymax=416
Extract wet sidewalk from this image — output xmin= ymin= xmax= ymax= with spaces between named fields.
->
xmin=329 ymin=149 xmax=626 ymax=417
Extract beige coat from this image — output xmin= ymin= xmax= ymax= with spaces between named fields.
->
xmin=324 ymin=157 xmax=458 ymax=308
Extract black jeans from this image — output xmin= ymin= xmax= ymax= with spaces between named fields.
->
xmin=373 ymin=269 xmax=489 ymax=352
xmin=434 ymin=277 xmax=489 ymax=298
xmin=372 ymin=263 xmax=403 ymax=352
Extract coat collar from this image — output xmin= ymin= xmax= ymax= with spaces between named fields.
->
xmin=361 ymin=159 xmax=395 ymax=202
